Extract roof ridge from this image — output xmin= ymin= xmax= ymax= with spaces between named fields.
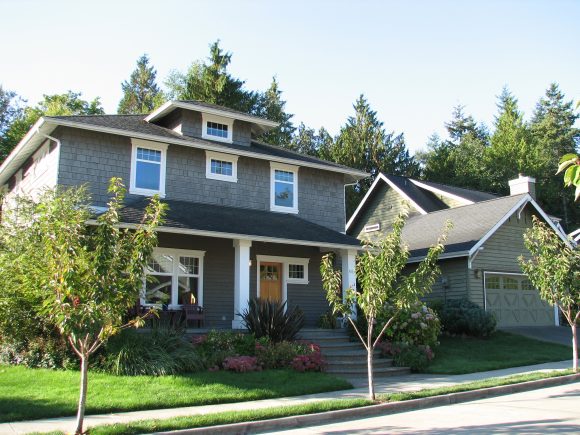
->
xmin=46 ymin=113 xmax=146 ymax=118
xmin=410 ymin=177 xmax=498 ymax=197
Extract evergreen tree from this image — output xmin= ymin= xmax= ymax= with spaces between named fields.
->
xmin=325 ymin=95 xmax=419 ymax=217
xmin=118 ymin=54 xmax=164 ymax=114
xmin=255 ymin=77 xmax=295 ymax=145
xmin=166 ymin=40 xmax=258 ymax=113
xmin=530 ymin=83 xmax=580 ymax=227
xmin=1 ymin=91 xmax=103 ymax=162
xmin=486 ymin=87 xmax=542 ymax=194
xmin=285 ymin=123 xmax=332 ymax=157
xmin=0 ymin=85 xmax=24 ymax=160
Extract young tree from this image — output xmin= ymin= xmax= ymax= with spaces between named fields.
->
xmin=0 ymin=178 xmax=166 ymax=434
xmin=2 ymin=91 xmax=104 ymax=161
xmin=519 ymin=216 xmax=579 ymax=371
xmin=118 ymin=54 xmax=165 ymax=114
xmin=320 ymin=213 xmax=449 ymax=399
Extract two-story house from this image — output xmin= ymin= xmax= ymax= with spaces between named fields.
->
xmin=0 ymin=100 xmax=365 ymax=328
xmin=346 ymin=173 xmax=571 ymax=328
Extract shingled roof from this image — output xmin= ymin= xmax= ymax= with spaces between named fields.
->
xmin=401 ymin=194 xmax=527 ymax=259
xmin=115 ymin=197 xmax=362 ymax=249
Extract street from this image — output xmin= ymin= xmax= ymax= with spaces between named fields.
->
xmin=265 ymin=382 xmax=580 ymax=434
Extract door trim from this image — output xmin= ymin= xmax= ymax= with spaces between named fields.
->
xmin=256 ymin=255 xmax=310 ymax=304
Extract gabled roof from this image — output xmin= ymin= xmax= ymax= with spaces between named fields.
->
xmin=400 ymin=194 xmax=571 ymax=261
xmin=0 ymin=115 xmax=367 ymax=186
xmin=103 ymin=197 xmax=361 ymax=250
xmin=346 ymin=173 xmax=497 ymax=232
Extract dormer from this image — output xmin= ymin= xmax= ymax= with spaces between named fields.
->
xmin=145 ymin=100 xmax=279 ymax=146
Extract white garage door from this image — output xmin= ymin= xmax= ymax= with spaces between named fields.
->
xmin=485 ymin=273 xmax=554 ymax=327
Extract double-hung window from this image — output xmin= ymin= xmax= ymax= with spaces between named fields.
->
xmin=130 ymin=139 xmax=167 ymax=197
xmin=205 ymin=151 xmax=238 ymax=182
xmin=141 ymin=248 xmax=205 ymax=308
xmin=270 ymin=162 xmax=298 ymax=213
xmin=201 ymin=113 xmax=233 ymax=143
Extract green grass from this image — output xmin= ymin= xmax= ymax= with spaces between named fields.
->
xmin=426 ymin=331 xmax=572 ymax=374
xmin=39 ymin=370 xmax=576 ymax=435
xmin=0 ymin=366 xmax=351 ymax=423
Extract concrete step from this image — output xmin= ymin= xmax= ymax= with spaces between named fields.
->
xmin=326 ymin=358 xmax=393 ymax=369
xmin=322 ymin=348 xmax=382 ymax=359
xmin=326 ymin=366 xmax=410 ymax=377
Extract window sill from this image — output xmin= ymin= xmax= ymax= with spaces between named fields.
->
xmin=206 ymin=173 xmax=238 ymax=183
xmin=270 ymin=205 xmax=299 ymax=214
xmin=129 ymin=187 xmax=166 ymax=198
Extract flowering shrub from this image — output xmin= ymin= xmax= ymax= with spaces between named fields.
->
xmin=223 ymin=356 xmax=262 ymax=372
xmin=291 ymin=351 xmax=325 ymax=372
xmin=384 ymin=302 xmax=441 ymax=348
xmin=391 ymin=343 xmax=435 ymax=372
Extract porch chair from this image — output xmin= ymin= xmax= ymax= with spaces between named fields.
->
xmin=183 ymin=303 xmax=205 ymax=328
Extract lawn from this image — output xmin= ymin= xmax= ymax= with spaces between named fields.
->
xmin=427 ymin=331 xmax=572 ymax=374
xmin=0 ymin=366 xmax=351 ymax=422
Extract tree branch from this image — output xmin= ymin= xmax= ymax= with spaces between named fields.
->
xmin=347 ymin=316 xmax=368 ymax=351
xmin=373 ymin=315 xmax=396 ymax=349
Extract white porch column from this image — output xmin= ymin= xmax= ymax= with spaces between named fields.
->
xmin=232 ymin=239 xmax=252 ymax=329
xmin=341 ymin=249 xmax=357 ymax=320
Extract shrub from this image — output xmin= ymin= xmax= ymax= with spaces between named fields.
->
xmin=239 ymin=298 xmax=304 ymax=342
xmin=193 ymin=330 xmax=256 ymax=368
xmin=317 ymin=310 xmax=338 ymax=329
xmin=0 ymin=334 xmax=76 ymax=370
xmin=349 ymin=302 xmax=441 ymax=348
xmin=98 ymin=326 xmax=204 ymax=376
xmin=391 ymin=343 xmax=434 ymax=373
xmin=223 ymin=356 xmax=261 ymax=372
xmin=291 ymin=350 xmax=325 ymax=372
xmin=384 ymin=302 xmax=441 ymax=348
xmin=439 ymin=299 xmax=497 ymax=337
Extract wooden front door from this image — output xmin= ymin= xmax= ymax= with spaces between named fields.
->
xmin=260 ymin=262 xmax=282 ymax=302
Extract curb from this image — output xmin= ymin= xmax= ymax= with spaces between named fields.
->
xmin=155 ymin=373 xmax=580 ymax=434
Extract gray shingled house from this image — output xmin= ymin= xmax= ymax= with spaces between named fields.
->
xmin=346 ymin=173 xmax=570 ymax=327
xmin=0 ymin=100 xmax=366 ymax=328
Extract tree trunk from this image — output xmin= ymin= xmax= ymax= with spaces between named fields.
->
xmin=75 ymin=353 xmax=89 ymax=434
xmin=367 ymin=345 xmax=375 ymax=400
xmin=572 ymin=323 xmax=578 ymax=373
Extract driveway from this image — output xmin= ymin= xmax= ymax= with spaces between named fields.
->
xmin=501 ymin=326 xmax=573 ymax=347
xmin=267 ymin=381 xmax=580 ymax=434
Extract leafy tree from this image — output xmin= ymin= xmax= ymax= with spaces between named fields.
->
xmin=285 ymin=123 xmax=332 ymax=157
xmin=323 ymin=95 xmax=419 ymax=217
xmin=320 ymin=212 xmax=449 ymax=399
xmin=254 ymin=77 xmax=295 ymax=146
xmin=166 ymin=40 xmax=259 ymax=113
xmin=0 ymin=178 xmax=166 ymax=434
xmin=2 ymin=91 xmax=104 ymax=161
xmin=486 ymin=87 xmax=542 ymax=194
xmin=118 ymin=54 xmax=165 ymax=114
xmin=557 ymin=153 xmax=580 ymax=200
xmin=0 ymin=85 xmax=25 ymax=160
xmin=519 ymin=216 xmax=579 ymax=372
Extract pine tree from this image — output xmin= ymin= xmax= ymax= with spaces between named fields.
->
xmin=255 ymin=77 xmax=295 ymax=146
xmin=0 ymin=85 xmax=24 ymax=160
xmin=118 ymin=54 xmax=164 ymax=114
xmin=166 ymin=40 xmax=258 ymax=113
xmin=486 ymin=87 xmax=542 ymax=194
xmin=530 ymin=83 xmax=580 ymax=227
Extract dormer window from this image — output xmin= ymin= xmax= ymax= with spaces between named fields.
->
xmin=202 ymin=113 xmax=233 ymax=143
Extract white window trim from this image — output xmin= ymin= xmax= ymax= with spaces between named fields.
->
xmin=256 ymin=255 xmax=309 ymax=303
xmin=201 ymin=113 xmax=233 ymax=144
xmin=205 ymin=151 xmax=239 ymax=183
xmin=141 ymin=247 xmax=205 ymax=309
xmin=130 ymin=138 xmax=168 ymax=198
xmin=270 ymin=162 xmax=299 ymax=214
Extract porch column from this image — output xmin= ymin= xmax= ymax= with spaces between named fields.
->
xmin=341 ymin=249 xmax=357 ymax=320
xmin=232 ymin=239 xmax=252 ymax=329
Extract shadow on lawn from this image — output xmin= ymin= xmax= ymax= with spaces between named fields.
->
xmin=0 ymin=398 xmax=75 ymax=423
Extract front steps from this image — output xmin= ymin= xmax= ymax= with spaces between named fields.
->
xmin=298 ymin=328 xmax=410 ymax=378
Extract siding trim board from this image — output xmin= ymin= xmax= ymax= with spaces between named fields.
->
xmin=410 ymin=179 xmax=474 ymax=206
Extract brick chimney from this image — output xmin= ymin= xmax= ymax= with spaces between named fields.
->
xmin=508 ymin=174 xmax=536 ymax=199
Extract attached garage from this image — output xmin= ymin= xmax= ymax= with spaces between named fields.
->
xmin=484 ymin=272 xmax=555 ymax=327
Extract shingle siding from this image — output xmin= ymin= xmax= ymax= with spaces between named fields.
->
xmin=468 ymin=206 xmax=534 ymax=308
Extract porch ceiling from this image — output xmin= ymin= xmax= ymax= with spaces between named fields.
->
xmin=112 ymin=198 xmax=361 ymax=249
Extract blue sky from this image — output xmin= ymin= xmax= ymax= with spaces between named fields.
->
xmin=0 ymin=0 xmax=577 ymax=152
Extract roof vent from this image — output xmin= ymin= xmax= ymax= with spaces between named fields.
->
xmin=508 ymin=174 xmax=536 ymax=199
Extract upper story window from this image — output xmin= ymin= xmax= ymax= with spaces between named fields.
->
xmin=205 ymin=151 xmax=238 ymax=183
xmin=202 ymin=113 xmax=233 ymax=143
xmin=130 ymin=139 xmax=168 ymax=197
xmin=270 ymin=162 xmax=298 ymax=214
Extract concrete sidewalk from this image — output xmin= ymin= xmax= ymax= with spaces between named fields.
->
xmin=0 ymin=360 xmax=573 ymax=435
